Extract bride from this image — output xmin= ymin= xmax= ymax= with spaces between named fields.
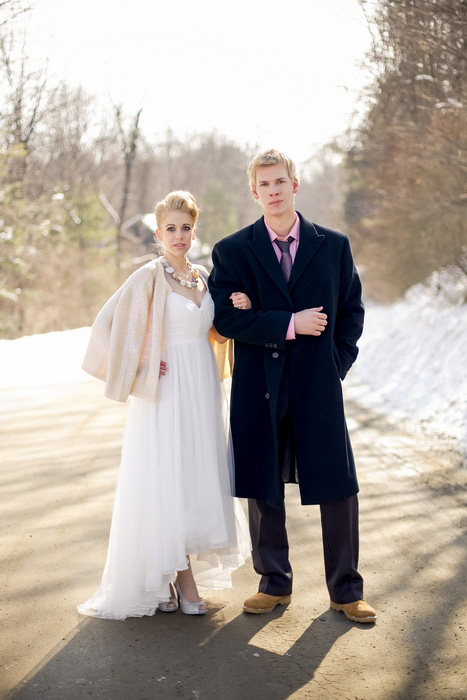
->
xmin=78 ymin=191 xmax=250 ymax=620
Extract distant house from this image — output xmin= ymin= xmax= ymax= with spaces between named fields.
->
xmin=120 ymin=213 xmax=156 ymax=248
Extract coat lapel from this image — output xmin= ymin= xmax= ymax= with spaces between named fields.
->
xmin=247 ymin=215 xmax=325 ymax=298
xmin=288 ymin=216 xmax=324 ymax=291
xmin=247 ymin=217 xmax=291 ymax=302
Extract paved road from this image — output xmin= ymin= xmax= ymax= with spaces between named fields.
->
xmin=1 ymin=378 xmax=466 ymax=700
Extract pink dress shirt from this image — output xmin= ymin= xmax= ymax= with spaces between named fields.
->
xmin=265 ymin=214 xmax=300 ymax=339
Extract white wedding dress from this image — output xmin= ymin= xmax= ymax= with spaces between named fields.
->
xmin=78 ymin=289 xmax=250 ymax=620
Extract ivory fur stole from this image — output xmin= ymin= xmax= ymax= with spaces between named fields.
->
xmin=82 ymin=257 xmax=228 ymax=402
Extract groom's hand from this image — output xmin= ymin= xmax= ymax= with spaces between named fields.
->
xmin=294 ymin=307 xmax=327 ymax=336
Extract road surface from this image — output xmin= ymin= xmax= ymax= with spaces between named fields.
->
xmin=1 ymin=377 xmax=466 ymax=700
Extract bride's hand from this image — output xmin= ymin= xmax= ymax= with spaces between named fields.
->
xmin=230 ymin=292 xmax=251 ymax=310
xmin=159 ymin=360 xmax=168 ymax=377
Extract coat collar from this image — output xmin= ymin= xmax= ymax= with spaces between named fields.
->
xmin=247 ymin=213 xmax=324 ymax=299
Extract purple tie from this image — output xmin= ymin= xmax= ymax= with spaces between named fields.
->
xmin=274 ymin=236 xmax=293 ymax=283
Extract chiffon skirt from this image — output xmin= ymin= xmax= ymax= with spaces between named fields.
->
xmin=78 ymin=291 xmax=250 ymax=620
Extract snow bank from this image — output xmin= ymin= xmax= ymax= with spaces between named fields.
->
xmin=0 ymin=327 xmax=92 ymax=390
xmin=354 ymin=267 xmax=467 ymax=450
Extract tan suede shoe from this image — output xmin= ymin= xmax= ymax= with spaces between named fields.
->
xmin=330 ymin=599 xmax=377 ymax=623
xmin=243 ymin=592 xmax=292 ymax=614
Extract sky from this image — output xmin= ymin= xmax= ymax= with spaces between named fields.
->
xmin=18 ymin=0 xmax=374 ymax=166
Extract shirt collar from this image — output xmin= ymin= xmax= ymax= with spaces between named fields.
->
xmin=265 ymin=213 xmax=300 ymax=242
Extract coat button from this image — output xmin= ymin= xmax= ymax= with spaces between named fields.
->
xmin=273 ymin=344 xmax=277 ymax=348
xmin=272 ymin=352 xmax=279 ymax=358
xmin=265 ymin=393 xmax=270 ymax=399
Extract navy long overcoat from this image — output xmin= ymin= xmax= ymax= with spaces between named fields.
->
xmin=208 ymin=213 xmax=364 ymax=508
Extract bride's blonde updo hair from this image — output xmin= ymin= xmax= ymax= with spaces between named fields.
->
xmin=154 ymin=190 xmax=200 ymax=229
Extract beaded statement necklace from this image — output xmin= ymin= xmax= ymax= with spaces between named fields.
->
xmin=161 ymin=258 xmax=200 ymax=289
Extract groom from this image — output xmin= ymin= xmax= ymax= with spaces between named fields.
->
xmin=208 ymin=149 xmax=376 ymax=623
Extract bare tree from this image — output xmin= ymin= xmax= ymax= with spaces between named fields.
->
xmin=114 ymin=104 xmax=143 ymax=258
xmin=0 ymin=28 xmax=48 ymax=185
xmin=296 ymin=145 xmax=347 ymax=231
xmin=0 ymin=0 xmax=33 ymax=27
xmin=346 ymin=0 xmax=467 ymax=300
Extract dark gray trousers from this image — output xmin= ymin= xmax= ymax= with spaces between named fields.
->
xmin=247 ymin=348 xmax=364 ymax=603
xmin=248 ymin=495 xmax=364 ymax=603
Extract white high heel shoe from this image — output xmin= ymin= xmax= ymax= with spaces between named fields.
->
xmin=158 ymin=582 xmax=179 ymax=613
xmin=175 ymin=580 xmax=207 ymax=615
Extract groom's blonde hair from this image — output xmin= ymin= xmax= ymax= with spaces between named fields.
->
xmin=247 ymin=149 xmax=298 ymax=190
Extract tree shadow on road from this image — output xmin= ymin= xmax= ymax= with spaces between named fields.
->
xmin=345 ymin=391 xmax=467 ymax=700
xmin=4 ymin=381 xmax=466 ymax=699
xmin=8 ymin=603 xmax=357 ymax=700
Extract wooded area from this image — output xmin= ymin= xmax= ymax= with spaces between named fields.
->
xmin=347 ymin=0 xmax=466 ymax=299
xmin=0 ymin=0 xmax=465 ymax=337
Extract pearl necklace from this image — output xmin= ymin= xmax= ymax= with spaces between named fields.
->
xmin=161 ymin=258 xmax=199 ymax=289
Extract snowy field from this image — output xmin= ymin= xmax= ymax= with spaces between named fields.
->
xmin=353 ymin=266 xmax=467 ymax=452
xmin=0 ymin=327 xmax=94 ymax=412
xmin=1 ymin=267 xmax=466 ymax=452
xmin=0 ymin=326 xmax=92 ymax=391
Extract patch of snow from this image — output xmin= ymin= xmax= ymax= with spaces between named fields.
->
xmin=414 ymin=74 xmax=434 ymax=82
xmin=353 ymin=267 xmax=467 ymax=451
xmin=0 ymin=327 xmax=92 ymax=390
xmin=447 ymin=98 xmax=463 ymax=108
xmin=141 ymin=212 xmax=157 ymax=232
